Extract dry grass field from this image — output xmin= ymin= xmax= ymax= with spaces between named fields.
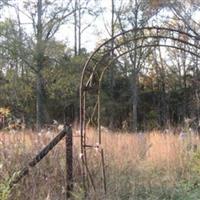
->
xmin=1 ymin=128 xmax=200 ymax=200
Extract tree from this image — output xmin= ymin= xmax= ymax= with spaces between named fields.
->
xmin=151 ymin=47 xmax=168 ymax=127
xmin=73 ymin=0 xmax=100 ymax=55
xmin=1 ymin=0 xmax=75 ymax=130
xmin=107 ymin=0 xmax=115 ymax=128
xmin=115 ymin=0 xmax=157 ymax=131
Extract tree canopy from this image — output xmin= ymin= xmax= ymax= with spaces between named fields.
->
xmin=0 ymin=0 xmax=199 ymax=131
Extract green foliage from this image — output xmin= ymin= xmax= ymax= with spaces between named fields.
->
xmin=191 ymin=150 xmax=200 ymax=175
xmin=0 ymin=0 xmax=199 ymax=129
xmin=44 ymin=53 xmax=86 ymax=120
xmin=173 ymin=178 xmax=200 ymax=200
xmin=0 ymin=180 xmax=10 ymax=200
xmin=0 ymin=173 xmax=15 ymax=200
xmin=0 ymin=169 xmax=27 ymax=200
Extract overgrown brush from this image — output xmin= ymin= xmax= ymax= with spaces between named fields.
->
xmin=1 ymin=129 xmax=200 ymax=199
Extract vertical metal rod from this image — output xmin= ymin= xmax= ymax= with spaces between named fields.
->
xmin=98 ymin=89 xmax=101 ymax=144
xmin=98 ymin=85 xmax=107 ymax=194
xmin=101 ymin=149 xmax=107 ymax=194
xmin=66 ymin=126 xmax=73 ymax=199
xmin=83 ymin=93 xmax=89 ymax=196
xmin=80 ymin=90 xmax=87 ymax=196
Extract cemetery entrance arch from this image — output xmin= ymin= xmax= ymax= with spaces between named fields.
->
xmin=79 ymin=26 xmax=200 ymax=195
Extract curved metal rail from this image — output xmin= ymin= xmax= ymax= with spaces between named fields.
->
xmin=79 ymin=26 xmax=200 ymax=196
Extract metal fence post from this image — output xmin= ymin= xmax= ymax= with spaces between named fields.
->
xmin=66 ymin=125 xmax=73 ymax=199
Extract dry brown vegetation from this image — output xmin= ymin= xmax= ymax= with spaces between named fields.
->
xmin=1 ymin=129 xmax=200 ymax=200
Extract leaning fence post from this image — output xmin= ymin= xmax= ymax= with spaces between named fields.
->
xmin=66 ymin=125 xmax=73 ymax=199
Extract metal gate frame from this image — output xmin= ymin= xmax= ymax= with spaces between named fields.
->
xmin=79 ymin=26 xmax=200 ymax=196
xmin=9 ymin=26 xmax=200 ymax=199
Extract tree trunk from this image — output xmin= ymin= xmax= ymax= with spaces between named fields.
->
xmin=159 ymin=80 xmax=166 ymax=127
xmin=158 ymin=47 xmax=167 ymax=127
xmin=132 ymin=72 xmax=138 ymax=132
xmin=78 ymin=0 xmax=81 ymax=55
xmin=74 ymin=0 xmax=78 ymax=56
xmin=116 ymin=0 xmax=140 ymax=131
xmin=194 ymin=56 xmax=200 ymax=122
xmin=131 ymin=0 xmax=139 ymax=132
xmin=182 ymin=47 xmax=189 ymax=119
xmin=36 ymin=0 xmax=45 ymax=131
xmin=36 ymin=72 xmax=45 ymax=130
xmin=108 ymin=0 xmax=115 ymax=129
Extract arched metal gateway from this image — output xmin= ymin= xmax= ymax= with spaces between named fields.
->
xmin=79 ymin=26 xmax=200 ymax=195
xmin=8 ymin=26 xmax=200 ymax=199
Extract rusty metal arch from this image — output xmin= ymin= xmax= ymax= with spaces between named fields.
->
xmin=79 ymin=26 xmax=200 ymax=195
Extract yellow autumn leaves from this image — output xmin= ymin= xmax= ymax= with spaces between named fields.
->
xmin=0 ymin=107 xmax=10 ymax=117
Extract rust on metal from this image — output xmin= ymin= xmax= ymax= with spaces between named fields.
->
xmin=9 ymin=127 xmax=71 ymax=194
xmin=79 ymin=26 xmax=200 ymax=196
xmin=66 ymin=126 xmax=73 ymax=199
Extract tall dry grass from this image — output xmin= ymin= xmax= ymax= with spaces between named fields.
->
xmin=0 ymin=128 xmax=200 ymax=199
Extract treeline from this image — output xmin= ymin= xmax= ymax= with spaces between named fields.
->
xmin=0 ymin=0 xmax=199 ymax=131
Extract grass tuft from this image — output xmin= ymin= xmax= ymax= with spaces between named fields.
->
xmin=1 ymin=129 xmax=200 ymax=199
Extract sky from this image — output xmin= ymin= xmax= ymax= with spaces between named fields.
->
xmin=55 ymin=0 xmax=114 ymax=51
xmin=1 ymin=0 xmax=200 ymax=53
xmin=1 ymin=0 xmax=113 ymax=52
